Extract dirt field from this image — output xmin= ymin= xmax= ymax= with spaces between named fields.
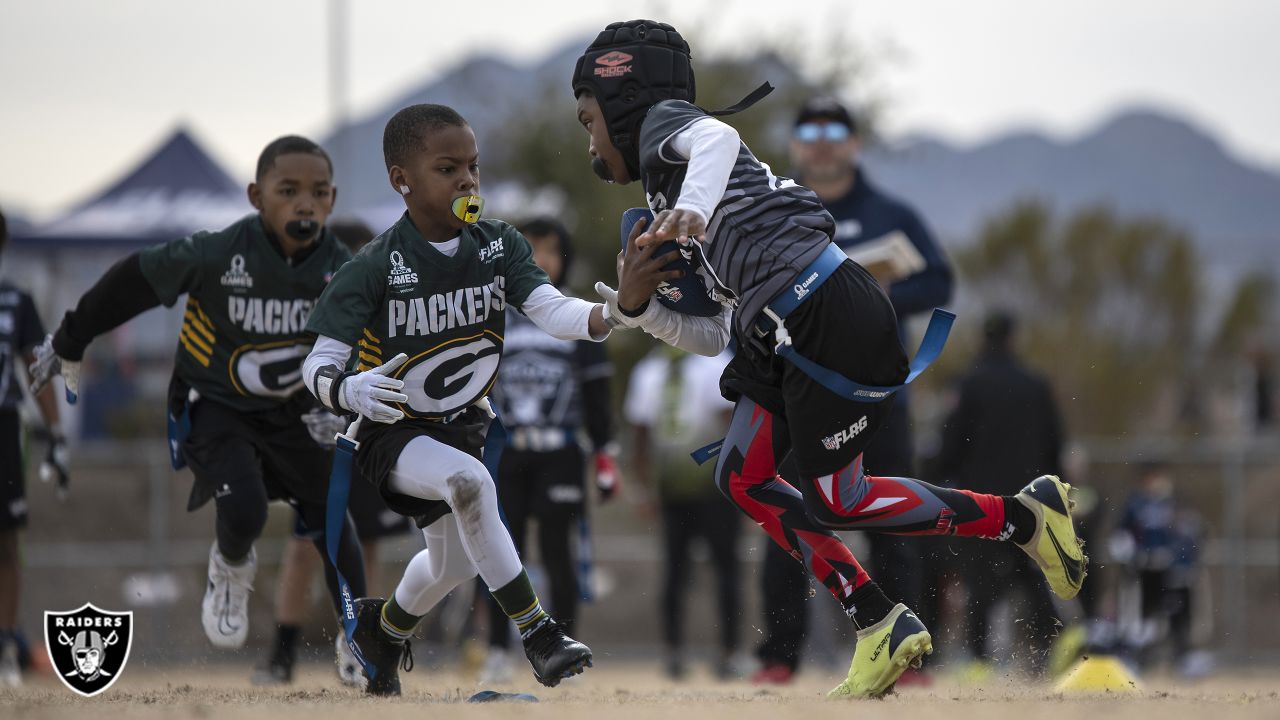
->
xmin=4 ymin=662 xmax=1278 ymax=720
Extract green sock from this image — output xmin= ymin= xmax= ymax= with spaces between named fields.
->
xmin=491 ymin=570 xmax=550 ymax=639
xmin=379 ymin=596 xmax=420 ymax=643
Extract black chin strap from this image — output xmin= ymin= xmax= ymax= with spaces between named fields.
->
xmin=705 ymin=82 xmax=774 ymax=117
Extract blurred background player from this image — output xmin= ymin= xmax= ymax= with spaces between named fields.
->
xmin=255 ymin=219 xmax=411 ymax=687
xmin=754 ymin=96 xmax=954 ymax=684
xmin=481 ymin=216 xmax=619 ymax=684
xmin=624 ymin=345 xmax=738 ymax=680
xmin=1113 ymin=462 xmax=1205 ymax=673
xmin=935 ymin=311 xmax=1064 ymax=676
xmin=27 ymin=137 xmax=367 ymax=654
xmin=0 ymin=207 xmax=70 ymax=687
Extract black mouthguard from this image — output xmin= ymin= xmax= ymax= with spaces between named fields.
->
xmin=285 ymin=219 xmax=319 ymax=240
xmin=592 ymin=157 xmax=615 ymax=183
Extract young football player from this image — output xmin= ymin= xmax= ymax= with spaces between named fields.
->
xmin=302 ymin=104 xmax=652 ymax=694
xmin=573 ymin=19 xmax=1087 ymax=698
xmin=480 ymin=216 xmax=618 ymax=684
xmin=28 ymin=137 xmax=367 ymax=654
xmin=0 ymin=207 xmax=70 ymax=687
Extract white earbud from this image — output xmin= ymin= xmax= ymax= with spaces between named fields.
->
xmin=399 ymin=185 xmax=411 ymax=196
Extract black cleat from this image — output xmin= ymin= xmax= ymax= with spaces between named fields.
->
xmin=522 ymin=619 xmax=592 ymax=687
xmin=349 ymin=598 xmax=413 ymax=696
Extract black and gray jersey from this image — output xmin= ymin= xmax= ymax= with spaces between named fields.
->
xmin=0 ymin=283 xmax=45 ymax=410
xmin=638 ymin=100 xmax=834 ymax=335
xmin=490 ymin=308 xmax=609 ymax=436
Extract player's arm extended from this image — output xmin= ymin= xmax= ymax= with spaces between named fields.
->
xmin=51 ymin=253 xmax=163 ymax=361
xmin=622 ymin=297 xmax=732 ymax=357
xmin=519 ymin=284 xmax=613 ymax=341
xmin=29 ymin=252 xmax=167 ymax=398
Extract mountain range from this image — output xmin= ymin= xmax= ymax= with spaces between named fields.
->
xmin=323 ymin=41 xmax=1278 ymax=275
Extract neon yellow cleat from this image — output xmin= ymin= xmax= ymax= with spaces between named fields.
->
xmin=828 ymin=604 xmax=933 ymax=699
xmin=1015 ymin=475 xmax=1087 ymax=599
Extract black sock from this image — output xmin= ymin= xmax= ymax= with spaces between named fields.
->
xmin=272 ymin=624 xmax=300 ymax=666
xmin=843 ymin=581 xmax=896 ymax=631
xmin=1002 ymin=496 xmax=1036 ymax=545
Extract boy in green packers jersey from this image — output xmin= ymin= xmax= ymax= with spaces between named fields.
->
xmin=304 ymin=104 xmax=658 ymax=694
xmin=29 ymin=137 xmax=368 ymax=658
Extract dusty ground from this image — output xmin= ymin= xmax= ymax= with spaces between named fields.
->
xmin=3 ymin=662 xmax=1278 ymax=720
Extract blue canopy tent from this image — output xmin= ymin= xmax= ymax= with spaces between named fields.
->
xmin=14 ymin=127 xmax=248 ymax=248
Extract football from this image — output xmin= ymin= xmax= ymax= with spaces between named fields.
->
xmin=619 ymin=207 xmax=722 ymax=317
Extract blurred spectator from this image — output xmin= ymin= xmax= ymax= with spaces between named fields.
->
xmin=481 ymin=217 xmax=618 ymax=684
xmin=755 ymin=96 xmax=953 ymax=683
xmin=935 ymin=311 xmax=1063 ymax=673
xmin=1113 ymin=463 xmax=1203 ymax=671
xmin=0 ymin=206 xmax=68 ymax=687
xmin=625 ymin=346 xmax=738 ymax=680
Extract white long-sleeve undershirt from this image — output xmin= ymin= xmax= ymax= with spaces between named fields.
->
xmin=663 ymin=117 xmax=741 ymax=229
xmin=623 ymin=295 xmax=732 ymax=357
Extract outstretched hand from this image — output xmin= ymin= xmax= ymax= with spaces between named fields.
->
xmin=616 ymin=216 xmax=685 ymax=313
xmin=634 ymin=208 xmax=705 ymax=250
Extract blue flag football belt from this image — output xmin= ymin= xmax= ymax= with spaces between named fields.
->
xmin=690 ymin=244 xmax=956 ymax=466
xmin=325 ymin=407 xmax=509 ymax=679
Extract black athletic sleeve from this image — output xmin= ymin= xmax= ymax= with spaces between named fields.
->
xmin=576 ymin=339 xmax=613 ymax=450
xmin=52 ymin=252 xmax=163 ymax=361
xmin=16 ymin=292 xmax=46 ymax=352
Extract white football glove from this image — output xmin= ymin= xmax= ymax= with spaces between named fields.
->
xmin=594 ymin=282 xmax=641 ymax=329
xmin=29 ymin=334 xmax=80 ymax=403
xmin=340 ymin=353 xmax=409 ymax=424
xmin=300 ymin=408 xmax=348 ymax=448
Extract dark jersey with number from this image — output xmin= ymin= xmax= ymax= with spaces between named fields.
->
xmin=306 ymin=213 xmax=550 ymax=424
xmin=0 ymin=283 xmax=45 ymax=410
xmin=138 ymin=214 xmax=351 ymax=411
xmin=638 ymin=100 xmax=834 ymax=334
xmin=490 ymin=308 xmax=610 ymax=436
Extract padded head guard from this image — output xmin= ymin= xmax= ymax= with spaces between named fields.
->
xmin=572 ymin=20 xmax=695 ymax=180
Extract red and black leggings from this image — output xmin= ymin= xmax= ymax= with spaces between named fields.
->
xmin=713 ymin=397 xmax=1007 ymax=605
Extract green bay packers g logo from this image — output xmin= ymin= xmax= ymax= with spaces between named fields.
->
xmin=229 ymin=341 xmax=311 ymax=398
xmin=394 ymin=330 xmax=502 ymax=418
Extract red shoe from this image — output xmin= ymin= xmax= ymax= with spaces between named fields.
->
xmin=751 ymin=663 xmax=794 ymax=685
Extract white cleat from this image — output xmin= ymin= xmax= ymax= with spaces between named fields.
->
xmin=201 ymin=542 xmax=255 ymax=649
xmin=335 ymin=630 xmax=367 ymax=688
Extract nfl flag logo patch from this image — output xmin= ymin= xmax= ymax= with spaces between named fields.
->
xmin=44 ymin=603 xmax=134 ymax=697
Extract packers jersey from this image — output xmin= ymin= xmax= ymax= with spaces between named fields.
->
xmin=306 ymin=213 xmax=549 ymax=421
xmin=139 ymin=214 xmax=351 ymax=411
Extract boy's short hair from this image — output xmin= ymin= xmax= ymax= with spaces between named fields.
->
xmin=256 ymin=136 xmax=333 ymax=182
xmin=518 ymin=216 xmax=574 ymax=282
xmin=383 ymin=104 xmax=468 ymax=171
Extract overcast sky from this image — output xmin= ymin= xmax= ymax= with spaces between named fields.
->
xmin=2 ymin=0 xmax=1277 ymax=218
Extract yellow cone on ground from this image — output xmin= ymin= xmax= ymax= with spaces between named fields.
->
xmin=1054 ymin=655 xmax=1142 ymax=693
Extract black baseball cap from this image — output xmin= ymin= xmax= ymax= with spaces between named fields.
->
xmin=794 ymin=96 xmax=857 ymax=134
